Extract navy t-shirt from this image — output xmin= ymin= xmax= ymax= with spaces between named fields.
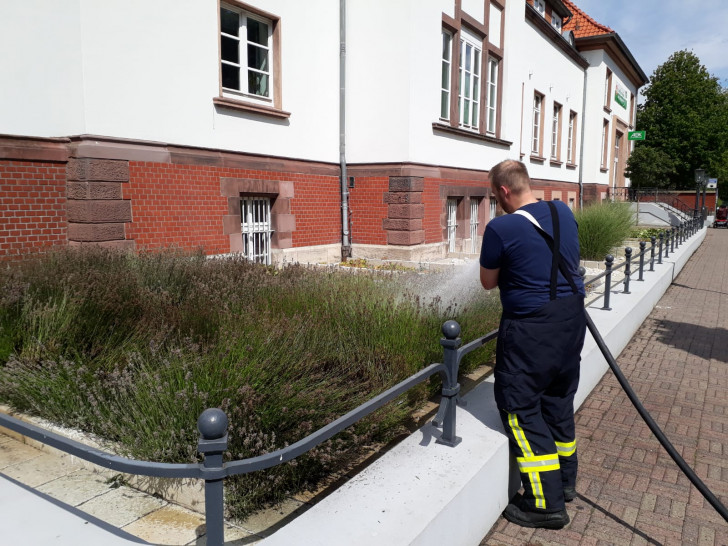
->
xmin=480 ymin=200 xmax=585 ymax=316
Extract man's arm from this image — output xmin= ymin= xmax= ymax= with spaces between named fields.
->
xmin=480 ymin=266 xmax=499 ymax=290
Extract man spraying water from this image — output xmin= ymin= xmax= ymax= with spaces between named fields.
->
xmin=479 ymin=160 xmax=586 ymax=529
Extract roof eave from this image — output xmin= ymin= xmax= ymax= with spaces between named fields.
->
xmin=575 ymin=32 xmax=649 ymax=88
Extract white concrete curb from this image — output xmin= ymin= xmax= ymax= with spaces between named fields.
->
xmin=261 ymin=228 xmax=706 ymax=546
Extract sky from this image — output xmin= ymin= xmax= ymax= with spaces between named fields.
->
xmin=571 ymin=0 xmax=728 ymax=96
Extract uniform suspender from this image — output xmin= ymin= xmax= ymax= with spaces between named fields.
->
xmin=514 ymin=203 xmax=579 ymax=299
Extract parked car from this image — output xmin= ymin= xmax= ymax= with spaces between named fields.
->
xmin=714 ymin=205 xmax=728 ymax=228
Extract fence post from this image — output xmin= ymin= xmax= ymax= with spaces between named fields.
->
xmin=671 ymin=227 xmax=676 ymax=253
xmin=658 ymin=233 xmax=663 ymax=264
xmin=602 ymin=254 xmax=614 ymax=311
xmin=638 ymin=241 xmax=646 ymax=281
xmin=623 ymin=247 xmax=632 ymax=294
xmin=437 ymin=320 xmax=462 ymax=447
xmin=664 ymin=230 xmax=670 ymax=258
xmin=198 ymin=408 xmax=229 ymax=546
xmin=650 ymin=236 xmax=656 ymax=271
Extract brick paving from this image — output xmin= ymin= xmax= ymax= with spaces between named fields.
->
xmin=483 ymin=228 xmax=728 ymax=546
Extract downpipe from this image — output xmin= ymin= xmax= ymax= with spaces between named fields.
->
xmin=584 ymin=310 xmax=728 ymax=522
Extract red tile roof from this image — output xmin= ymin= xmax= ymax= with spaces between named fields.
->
xmin=562 ymin=0 xmax=613 ymax=38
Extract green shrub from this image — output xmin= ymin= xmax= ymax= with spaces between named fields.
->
xmin=0 ymin=248 xmax=500 ymax=518
xmin=575 ymin=202 xmax=634 ymax=260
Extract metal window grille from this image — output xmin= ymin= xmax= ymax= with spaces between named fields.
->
xmin=447 ymin=198 xmax=458 ymax=253
xmin=470 ymin=198 xmax=480 ymax=254
xmin=489 ymin=197 xmax=497 ymax=220
xmin=241 ymin=197 xmax=273 ymax=265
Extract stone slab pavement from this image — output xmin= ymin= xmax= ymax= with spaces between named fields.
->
xmin=483 ymin=227 xmax=728 ymax=545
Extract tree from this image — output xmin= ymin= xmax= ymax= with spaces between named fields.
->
xmin=624 ymin=146 xmax=676 ymax=188
xmin=628 ymin=50 xmax=728 ymax=192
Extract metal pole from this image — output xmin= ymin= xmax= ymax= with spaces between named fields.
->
xmin=649 ymin=236 xmax=656 ymax=271
xmin=198 ymin=409 xmax=229 ymax=546
xmin=438 ymin=321 xmax=462 ymax=447
xmin=602 ymin=254 xmax=614 ymax=311
xmin=623 ymin=247 xmax=632 ymax=294
xmin=638 ymin=241 xmax=646 ymax=281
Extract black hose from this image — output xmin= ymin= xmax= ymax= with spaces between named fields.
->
xmin=584 ymin=310 xmax=728 ymax=522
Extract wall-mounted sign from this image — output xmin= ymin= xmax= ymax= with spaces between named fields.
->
xmin=628 ymin=130 xmax=645 ymax=141
xmin=707 ymin=178 xmax=718 ymax=189
xmin=615 ymin=83 xmax=628 ymax=109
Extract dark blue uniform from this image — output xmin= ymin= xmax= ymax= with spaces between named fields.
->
xmin=481 ymin=200 xmax=586 ymax=513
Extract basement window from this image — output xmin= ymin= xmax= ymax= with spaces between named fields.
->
xmin=241 ymin=197 xmax=274 ymax=264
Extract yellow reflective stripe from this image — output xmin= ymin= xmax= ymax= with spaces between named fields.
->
xmin=507 ymin=413 xmax=534 ymax=457
xmin=516 ymin=453 xmax=560 ymax=473
xmin=555 ymin=440 xmax=577 ymax=457
xmin=528 ymin=472 xmax=546 ymax=509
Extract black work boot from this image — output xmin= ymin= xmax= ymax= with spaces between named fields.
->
xmin=502 ymin=502 xmax=569 ymax=529
xmin=563 ymin=486 xmax=577 ymax=502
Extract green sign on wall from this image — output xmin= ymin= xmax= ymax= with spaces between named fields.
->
xmin=615 ymin=84 xmax=628 ymax=109
xmin=628 ymin=131 xmax=645 ymax=141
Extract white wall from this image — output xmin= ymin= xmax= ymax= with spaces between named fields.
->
xmin=506 ymin=6 xmax=585 ymax=183
xmin=0 ymin=0 xmax=86 ymax=137
xmin=1 ymin=0 xmax=341 ymax=163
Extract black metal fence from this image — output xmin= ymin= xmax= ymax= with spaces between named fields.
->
xmin=0 ymin=216 xmax=704 ymax=545
xmin=607 ymin=186 xmax=701 ymax=218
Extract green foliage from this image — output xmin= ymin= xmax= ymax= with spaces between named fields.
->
xmin=630 ymin=227 xmax=662 ymax=241
xmin=0 ymin=248 xmax=500 ymax=518
xmin=575 ymin=202 xmax=634 ymax=260
xmin=625 ymin=146 xmax=676 ymax=188
xmin=632 ymin=50 xmax=728 ymax=191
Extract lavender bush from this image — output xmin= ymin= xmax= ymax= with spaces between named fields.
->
xmin=0 ymin=248 xmax=499 ymax=518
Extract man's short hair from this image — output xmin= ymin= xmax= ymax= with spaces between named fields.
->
xmin=489 ymin=160 xmax=532 ymax=195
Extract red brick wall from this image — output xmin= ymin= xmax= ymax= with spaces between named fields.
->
xmin=347 ymin=176 xmax=389 ymax=245
xmin=125 ymin=162 xmax=341 ymax=253
xmin=0 ymin=160 xmax=67 ymax=260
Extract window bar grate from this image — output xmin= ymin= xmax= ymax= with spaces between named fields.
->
xmin=447 ymin=198 xmax=458 ymax=253
xmin=470 ymin=199 xmax=480 ymax=254
xmin=241 ymin=197 xmax=273 ymax=265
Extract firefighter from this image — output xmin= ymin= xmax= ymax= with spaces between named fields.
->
xmin=480 ymin=160 xmax=587 ymax=529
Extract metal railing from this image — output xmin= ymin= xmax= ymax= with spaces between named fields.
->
xmin=0 ymin=323 xmax=498 ymax=545
xmin=608 ymin=186 xmax=699 ymax=218
xmin=0 ymin=215 xmax=705 ymax=544
xmin=584 ymin=216 xmax=702 ymax=310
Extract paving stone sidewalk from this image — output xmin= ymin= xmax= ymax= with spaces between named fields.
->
xmin=483 ymin=228 xmax=728 ymax=545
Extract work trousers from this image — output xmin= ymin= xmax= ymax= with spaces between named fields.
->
xmin=494 ymin=294 xmax=586 ymax=513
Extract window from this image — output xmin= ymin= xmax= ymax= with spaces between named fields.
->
xmin=241 ymin=197 xmax=273 ymax=264
xmin=221 ymin=5 xmax=272 ymax=99
xmin=441 ymin=31 xmax=453 ymax=120
xmin=486 ymin=58 xmax=499 ymax=134
xmin=470 ymin=198 xmax=480 ymax=254
xmin=604 ymin=68 xmax=613 ymax=110
xmin=532 ymin=92 xmax=544 ymax=156
xmin=567 ymin=111 xmax=577 ymax=164
xmin=216 ymin=3 xmax=287 ymax=118
xmin=489 ymin=196 xmax=497 ymax=220
xmin=447 ymin=198 xmax=458 ymax=252
xmin=551 ymin=103 xmax=562 ymax=160
xmin=601 ymin=119 xmax=610 ymax=169
xmin=551 ymin=13 xmax=562 ymax=33
xmin=568 ymin=197 xmax=575 ymax=209
xmin=458 ymin=32 xmax=481 ymax=131
xmin=534 ymin=0 xmax=545 ymax=16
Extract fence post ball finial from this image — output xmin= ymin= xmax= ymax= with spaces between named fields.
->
xmin=198 ymin=408 xmax=228 ymax=440
xmin=442 ymin=320 xmax=461 ymax=339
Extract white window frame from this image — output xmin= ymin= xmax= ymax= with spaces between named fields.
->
xmin=441 ymin=30 xmax=453 ymax=120
xmin=486 ymin=58 xmax=498 ymax=135
xmin=551 ymin=13 xmax=562 ymax=33
xmin=567 ymin=111 xmax=576 ymax=164
xmin=604 ymin=68 xmax=613 ymax=109
xmin=532 ymin=93 xmax=543 ymax=155
xmin=458 ymin=31 xmax=482 ymax=131
xmin=241 ymin=197 xmax=274 ymax=265
xmin=220 ymin=4 xmax=273 ymax=103
xmin=551 ymin=103 xmax=562 ymax=160
xmin=489 ymin=196 xmax=497 ymax=220
xmin=601 ymin=120 xmax=609 ymax=169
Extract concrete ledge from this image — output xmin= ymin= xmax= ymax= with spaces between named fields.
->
xmin=262 ymin=228 xmax=707 ymax=546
